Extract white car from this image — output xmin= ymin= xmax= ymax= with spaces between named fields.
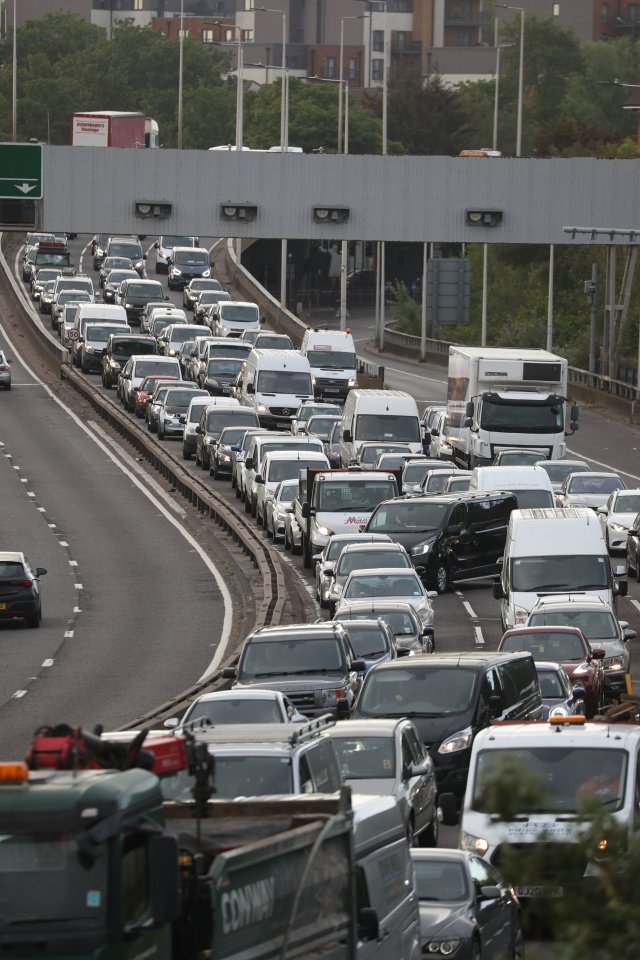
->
xmin=556 ymin=471 xmax=626 ymax=510
xmin=534 ymin=458 xmax=591 ymax=493
xmin=290 ymin=402 xmax=341 ymax=436
xmin=314 ymin=533 xmax=393 ymax=609
xmin=164 ymin=689 xmax=306 ymax=730
xmin=265 ymin=479 xmax=298 ymax=543
xmin=255 ymin=450 xmax=329 ymax=527
xmin=428 ymin=409 xmax=454 ymax=460
xmin=598 ymin=488 xmax=640 ymax=553
xmin=334 ymin=567 xmax=435 ymax=633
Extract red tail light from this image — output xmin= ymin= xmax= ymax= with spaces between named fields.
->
xmin=10 ymin=579 xmax=33 ymax=587
xmin=0 ymin=365 xmax=9 ymax=371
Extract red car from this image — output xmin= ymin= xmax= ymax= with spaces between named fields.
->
xmin=498 ymin=625 xmax=605 ymax=718
xmin=133 ymin=375 xmax=179 ymax=419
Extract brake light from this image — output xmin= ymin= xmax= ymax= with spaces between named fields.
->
xmin=0 ymin=762 xmax=28 ymax=783
xmin=10 ymin=579 xmax=33 ymax=587
xmin=0 ymin=365 xmax=9 ymax=371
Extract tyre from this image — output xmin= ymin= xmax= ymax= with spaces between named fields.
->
xmin=210 ymin=461 xmax=218 ymax=479
xmin=406 ymin=818 xmax=416 ymax=847
xmin=26 ymin=608 xmax=40 ymax=629
xmin=435 ymin=563 xmax=450 ymax=594
xmin=251 ymin=497 xmax=257 ymax=518
xmin=235 ymin=482 xmax=241 ymax=499
xmin=195 ymin=447 xmax=201 ymax=466
xmin=245 ymin=494 xmax=252 ymax=514
xmin=256 ymin=507 xmax=263 ymax=526
xmin=471 ymin=940 xmax=482 ymax=960
xmin=511 ymin=926 xmax=524 ymax=960
xmin=158 ymin=424 xmax=164 ymax=439
xmin=302 ymin=535 xmax=312 ymax=569
xmin=421 ymin=810 xmax=439 ymax=847
xmin=183 ymin=446 xmax=191 ymax=461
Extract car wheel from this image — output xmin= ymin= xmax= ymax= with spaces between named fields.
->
xmin=406 ymin=818 xmax=416 ymax=847
xmin=635 ymin=552 xmax=640 ymax=582
xmin=471 ymin=940 xmax=482 ymax=960
xmin=302 ymin=535 xmax=312 ymax=569
xmin=183 ymin=446 xmax=191 ymax=461
xmin=201 ymin=452 xmax=209 ymax=472
xmin=251 ymin=498 xmax=257 ymax=518
xmin=244 ymin=494 xmax=252 ymax=514
xmin=511 ymin=925 xmax=524 ymax=960
xmin=80 ymin=357 xmax=89 ymax=374
xmin=421 ymin=809 xmax=439 ymax=847
xmin=235 ymin=481 xmax=241 ymax=499
xmin=26 ymin=609 xmax=40 ymax=629
xmin=435 ymin=563 xmax=450 ymax=594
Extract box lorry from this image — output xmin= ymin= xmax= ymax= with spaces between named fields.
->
xmin=0 ymin=723 xmax=391 ymax=960
xmin=446 ymin=346 xmax=578 ymax=468
xmin=71 ymin=111 xmax=159 ymax=148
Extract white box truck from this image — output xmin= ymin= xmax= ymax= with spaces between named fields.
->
xmin=446 ymin=346 xmax=578 ymax=468
xmin=300 ymin=328 xmax=358 ymax=402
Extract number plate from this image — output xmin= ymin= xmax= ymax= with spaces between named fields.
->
xmin=515 ymin=885 xmax=563 ymax=899
xmin=0 ymin=603 xmax=6 ymax=610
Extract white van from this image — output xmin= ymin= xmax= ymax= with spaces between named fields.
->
xmin=340 ymin=390 xmax=422 ymax=467
xmin=71 ymin=303 xmax=129 ymax=365
xmin=469 ymin=465 xmax=555 ymax=509
xmin=183 ymin=396 xmax=239 ymax=460
xmin=239 ymin=350 xmax=314 ymax=429
xmin=300 ymin=328 xmax=358 ymax=402
xmin=255 ymin=449 xmax=329 ymax=526
xmin=495 ymin=507 xmax=624 ymax=630
xmin=456 ymin=716 xmax=640 ymax=905
xmin=212 ymin=301 xmax=262 ymax=339
xmin=351 ymin=794 xmax=420 ymax=960
xmin=242 ymin=434 xmax=324 ymax=516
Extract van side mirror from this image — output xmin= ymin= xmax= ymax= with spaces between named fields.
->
xmin=465 ymin=401 xmax=474 ymax=418
xmin=336 ymin=699 xmax=351 ymax=720
xmin=222 ymin=666 xmax=236 ymax=679
xmin=479 ymin=885 xmax=501 ymax=901
xmin=301 ymin=502 xmax=311 ymax=519
xmin=492 ymin=580 xmax=505 ymax=600
xmin=615 ymin=579 xmax=628 ymax=598
xmin=343 ymin=429 xmax=352 ymax=442
xmin=488 ymin=694 xmax=503 ymax=719
xmin=247 ymin=383 xmax=255 ymax=394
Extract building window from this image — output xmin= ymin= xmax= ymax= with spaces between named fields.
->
xmin=243 ymin=0 xmax=254 ymax=9
xmin=371 ymin=58 xmax=384 ymax=82
xmin=459 ymin=31 xmax=471 ymax=46
xmin=394 ymin=31 xmax=406 ymax=51
xmin=179 ymin=28 xmax=189 ymax=39
xmin=372 ymin=30 xmax=384 ymax=52
xmin=202 ymin=29 xmax=214 ymax=43
xmin=324 ymin=56 xmax=336 ymax=79
xmin=244 ymin=29 xmax=254 ymax=42
xmin=133 ymin=0 xmax=143 ymax=10
xmin=348 ymin=57 xmax=357 ymax=81
xmin=602 ymin=3 xmax=609 ymax=22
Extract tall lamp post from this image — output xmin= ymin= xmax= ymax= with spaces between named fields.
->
xmin=498 ymin=4 xmax=524 ymax=157
xmin=339 ymin=15 xmax=364 ymax=154
xmin=177 ymin=0 xmax=184 ymax=149
xmin=10 ymin=0 xmax=16 ymax=140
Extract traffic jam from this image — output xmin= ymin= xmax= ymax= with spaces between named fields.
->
xmin=4 ymin=229 xmax=640 ymax=957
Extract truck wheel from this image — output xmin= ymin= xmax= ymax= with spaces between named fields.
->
xmin=435 ymin=563 xmax=450 ymax=594
xmin=302 ymin=535 xmax=312 ymax=568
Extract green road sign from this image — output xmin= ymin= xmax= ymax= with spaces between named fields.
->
xmin=0 ymin=143 xmax=43 ymax=200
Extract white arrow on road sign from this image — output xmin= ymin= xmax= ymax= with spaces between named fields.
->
xmin=16 ymin=183 xmax=37 ymax=194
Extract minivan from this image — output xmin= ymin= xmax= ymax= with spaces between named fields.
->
xmin=365 ymin=491 xmax=517 ymax=593
xmin=350 ymin=652 xmax=543 ymax=798
xmin=238 ymin=349 xmax=314 ymax=429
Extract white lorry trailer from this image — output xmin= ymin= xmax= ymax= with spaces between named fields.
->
xmin=446 ymin=346 xmax=578 ymax=468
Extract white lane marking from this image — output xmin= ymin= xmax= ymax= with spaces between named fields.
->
xmin=12 ymin=690 xmax=27 ymax=699
xmin=68 ymin=560 xmax=78 ymax=567
xmin=37 ymin=507 xmax=46 ymax=512
xmin=27 ymin=491 xmax=35 ymax=497
xmin=79 ymin=238 xmax=91 ymax=274
xmin=456 ymin=591 xmax=485 ymax=645
xmin=64 ymin=631 xmax=74 ymax=638
xmin=461 ymin=600 xmax=478 ymax=620
xmin=627 ymin=598 xmax=640 ymax=616
xmin=473 ymin=625 xmax=485 ymax=645
xmin=58 ymin=541 xmax=69 ymax=547
xmin=566 ymin=447 xmax=640 ymax=484
xmin=75 ymin=583 xmax=83 ymax=590
xmin=0 ymin=243 xmax=233 ymax=682
xmin=42 ymin=659 xmax=54 ymax=668
xmin=88 ymin=422 xmax=187 ymax=519
xmin=20 ymin=477 xmax=27 ymax=482
xmin=74 ymin=606 xmax=82 ymax=613
xmin=48 ymin=523 xmax=56 ymax=529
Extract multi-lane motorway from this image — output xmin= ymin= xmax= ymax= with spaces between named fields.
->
xmin=2 ymin=233 xmax=640 ymax=764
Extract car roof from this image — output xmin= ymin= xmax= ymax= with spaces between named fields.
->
xmin=0 ymin=552 xmax=25 ymax=562
xmin=334 ymin=600 xmax=418 ymax=614
xmin=502 ymin=625 xmax=586 ymax=639
xmin=340 ymin=542 xmax=407 ymax=555
xmin=253 ymin=623 xmax=347 ymax=641
xmin=192 ymin=690 xmax=285 ymax=703
xmin=367 ymin=651 xmax=534 ymax=671
xmin=531 ymin=594 xmax=611 ymax=611
xmin=327 ymin=718 xmax=407 ymax=737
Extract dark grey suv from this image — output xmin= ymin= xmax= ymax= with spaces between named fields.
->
xmin=223 ymin=622 xmax=366 ymax=718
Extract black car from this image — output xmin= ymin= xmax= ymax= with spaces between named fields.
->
xmin=116 ymin=279 xmax=166 ymax=326
xmin=203 ymin=357 xmax=245 ymax=396
xmin=365 ymin=491 xmax=517 ymax=593
xmin=101 ymin=334 xmax=157 ymax=389
xmin=0 ymin=552 xmax=47 ymax=629
xmin=168 ymin=246 xmax=212 ymax=291
xmin=222 ymin=622 xmax=365 ymax=719
xmin=411 ymin=849 xmax=523 ymax=960
xmin=103 ymin=269 xmax=138 ymax=304
xmin=195 ymin=407 xmax=260 ymax=471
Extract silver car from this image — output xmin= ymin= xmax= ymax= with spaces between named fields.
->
xmin=265 ymin=479 xmax=298 ymax=543
xmin=598 ymin=488 xmax=640 ymax=553
xmin=327 ymin=718 xmax=438 ymax=846
xmin=326 ymin=542 xmax=413 ymax=616
xmin=534 ymin=458 xmax=591 ymax=492
xmin=0 ymin=350 xmax=12 ymax=390
xmin=556 ymin=471 xmax=626 ymax=510
xmin=164 ymin=689 xmax=306 ymax=730
xmin=314 ymin=533 xmax=393 ymax=609
xmin=335 ymin=568 xmax=435 ymax=636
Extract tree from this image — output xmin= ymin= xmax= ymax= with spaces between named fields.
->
xmin=386 ymin=72 xmax=470 ymax=156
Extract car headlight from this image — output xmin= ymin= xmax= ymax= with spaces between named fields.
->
xmin=603 ymin=655 xmax=626 ymax=670
xmin=256 ymin=403 xmax=268 ymax=413
xmin=168 ymin=349 xmax=177 ymax=356
xmin=124 ymin=302 xmax=133 ymax=309
xmin=172 ymin=267 xmax=182 ymax=276
xmin=109 ymin=360 xmax=121 ymax=370
xmin=438 ymin=726 xmax=473 ymax=754
xmin=316 ymin=524 xmax=333 ymax=537
xmin=411 ymin=542 xmax=431 ymax=556
xmin=221 ymin=454 xmax=231 ymax=462
xmin=208 ymin=379 xmax=220 ymax=387
xmin=460 ymin=831 xmax=488 ymax=854
xmin=85 ymin=345 xmax=94 ymax=353
xmin=202 ymin=268 xmax=211 ymax=277
xmin=204 ymin=437 xmax=214 ymax=445
xmin=134 ymin=260 xmax=143 ymax=270
xmin=426 ymin=940 xmax=460 ymax=956
xmin=311 ymin=375 xmax=317 ymax=385
xmin=610 ymin=522 xmax=626 ymax=532
xmin=347 ymin=377 xmax=358 ymax=387
xmin=573 ymin=661 xmax=591 ymax=675
xmin=319 ymin=689 xmax=338 ymax=704
xmin=330 ymin=585 xmax=343 ymax=598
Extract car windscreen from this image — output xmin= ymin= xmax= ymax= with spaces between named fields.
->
xmin=162 ymin=757 xmax=293 ymax=801
xmin=527 ymin=609 xmax=619 ymax=641
xmin=257 ymin=371 xmax=312 ymax=395
xmin=162 ymin=236 xmax=195 ymax=249
xmin=127 ymin=283 xmax=163 ymax=299
xmin=344 ymin=573 xmax=422 ymax=600
xmin=110 ymin=242 xmax=142 ymax=260
xmin=306 ymin=417 xmax=340 ymax=440
xmin=541 ymin=463 xmax=589 ymax=483
xmin=206 ymin=411 xmax=258 ymax=434
xmin=331 ymin=736 xmax=395 ymax=779
xmin=510 ymin=489 xmax=554 ymax=508
xmin=107 ymin=270 xmax=137 ymax=285
xmin=219 ymin=427 xmax=248 ymax=445
xmin=164 ymin=390 xmax=200 ymax=408
xmin=501 ymin=631 xmax=586 ymax=661
xmin=368 ymin=500 xmax=449 ymax=533
xmin=112 ymin=341 xmax=156 ymax=357
xmin=266 ymin=458 xmax=325 ymax=483
xmin=57 ymin=292 xmax=91 ymax=306
xmin=355 ymin=415 xmax=420 ymax=444
xmin=360 ymin=445 xmax=409 ymax=466
xmin=317 ymin=480 xmax=397 ymax=513
xmin=220 ymin=305 xmax=259 ymax=323
xmin=342 ymin=624 xmax=388 ymax=659
xmin=358 ymin=666 xmax=477 ymax=717
xmin=208 ymin=344 xmax=251 ymax=359
xmin=510 ymin=556 xmax=609 ymax=592
xmin=185 ymin=698 xmax=283 ymax=726
xmin=169 ymin=328 xmax=202 ymax=345
xmin=471 ymin=747 xmax=627 ymax=814
xmin=134 ymin=360 xmax=179 ymax=378
xmin=338 ymin=551 xmax=410 ymax=576
xmin=240 ymin=639 xmax=344 ymax=679
xmin=614 ymin=493 xmax=640 ymax=513
xmin=255 ymin=336 xmax=293 ymax=349
xmin=206 ymin=359 xmax=244 ymax=376
xmin=480 ymin=398 xmax=564 ymax=433
xmin=413 ymin=860 xmax=468 ymax=902
xmin=85 ymin=325 xmax=121 ymax=343
xmin=307 ymin=349 xmax=357 ymax=370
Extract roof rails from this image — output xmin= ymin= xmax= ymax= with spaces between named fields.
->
xmin=192 ymin=714 xmax=337 ymax=746
xmin=288 ymin=713 xmax=335 ymax=745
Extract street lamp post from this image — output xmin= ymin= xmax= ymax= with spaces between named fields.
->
xmin=11 ymin=0 xmax=16 ymax=140
xmin=498 ymin=4 xmax=524 ymax=157
xmin=177 ymin=0 xmax=184 ymax=149
xmin=339 ymin=15 xmax=364 ymax=154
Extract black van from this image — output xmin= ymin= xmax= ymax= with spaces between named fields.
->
xmin=350 ymin=651 xmax=542 ymax=797
xmin=364 ymin=491 xmax=517 ymax=593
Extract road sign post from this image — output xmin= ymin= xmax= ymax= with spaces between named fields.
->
xmin=0 ymin=143 xmax=43 ymax=199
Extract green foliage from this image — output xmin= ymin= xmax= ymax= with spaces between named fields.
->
xmin=388 ymin=282 xmax=422 ymax=334
xmin=387 ymin=72 xmax=470 ymax=156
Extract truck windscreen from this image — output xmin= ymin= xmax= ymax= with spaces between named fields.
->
xmin=510 ymin=555 xmax=609 ymax=592
xmin=317 ymin=479 xmax=397 ymax=512
xmin=307 ymin=350 xmax=357 ymax=370
xmin=480 ymin=399 xmax=564 ymax=433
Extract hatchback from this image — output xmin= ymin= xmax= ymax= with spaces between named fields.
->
xmin=326 ymin=542 xmax=414 ymax=616
xmin=555 ymin=472 xmax=626 ymax=510
xmin=598 ymin=488 xmax=640 ymax=553
xmin=0 ymin=552 xmax=47 ymax=628
xmin=335 ymin=568 xmax=435 ymax=635
xmin=333 ymin=600 xmax=434 ymax=656
xmin=0 ymin=350 xmax=12 ymax=390
xmin=265 ymin=479 xmax=298 ymax=541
